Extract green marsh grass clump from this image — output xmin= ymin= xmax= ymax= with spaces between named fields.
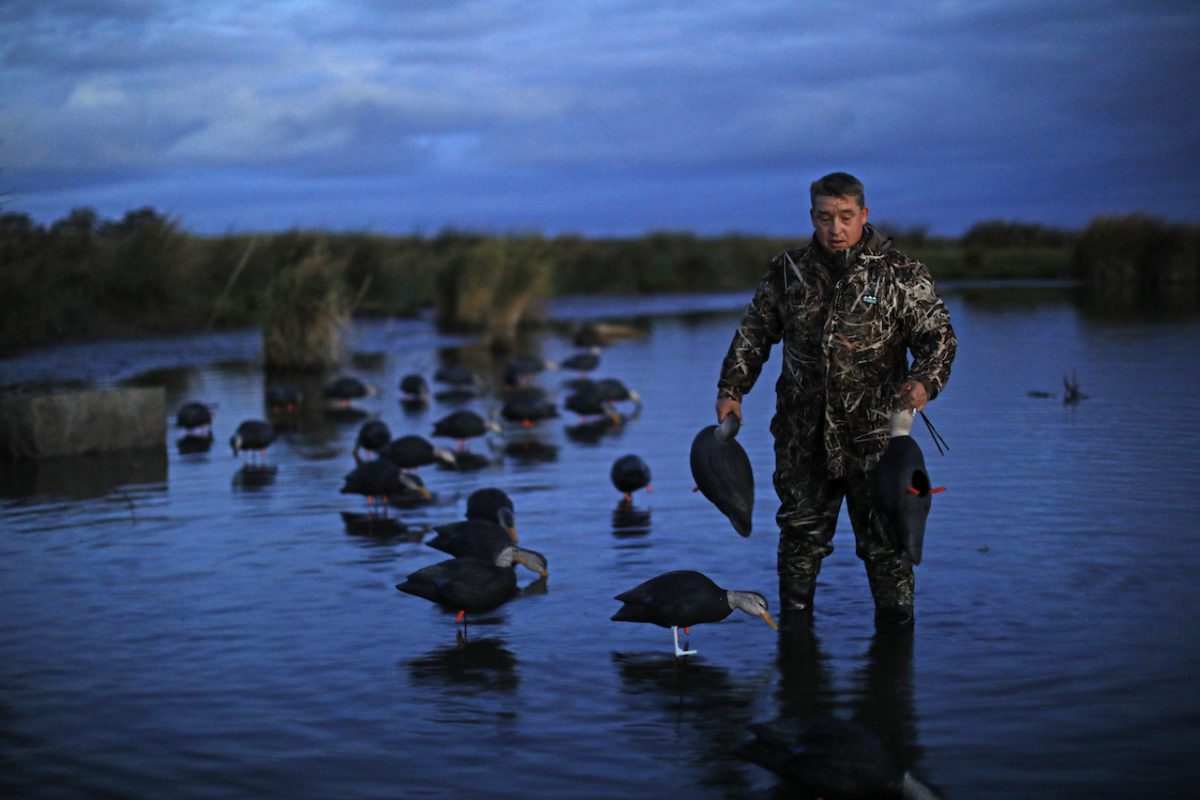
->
xmin=260 ymin=235 xmax=349 ymax=371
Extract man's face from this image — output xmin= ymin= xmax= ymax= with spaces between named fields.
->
xmin=810 ymin=194 xmax=869 ymax=253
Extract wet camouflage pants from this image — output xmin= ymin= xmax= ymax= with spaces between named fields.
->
xmin=774 ymin=440 xmax=914 ymax=610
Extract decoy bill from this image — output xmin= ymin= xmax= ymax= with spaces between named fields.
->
xmin=396 ymin=545 xmax=549 ymax=624
xmin=870 ymin=409 xmax=943 ymax=565
xmin=690 ymin=413 xmax=754 ymax=537
xmin=612 ymin=570 xmax=777 ymax=657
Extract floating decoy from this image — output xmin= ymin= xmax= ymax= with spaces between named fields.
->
xmin=737 ymin=717 xmax=938 ymax=800
xmin=175 ymin=401 xmax=214 ymax=437
xmin=612 ymin=570 xmax=777 ymax=657
xmin=465 ymin=487 xmax=517 ymax=532
xmin=611 ymin=454 xmax=652 ymax=503
xmin=341 ymin=458 xmax=431 ymax=512
xmin=230 ymin=419 xmax=276 ymax=466
xmin=433 ymin=364 xmax=487 ymax=400
xmin=561 ymin=348 xmax=601 ymax=375
xmin=399 ymin=373 xmax=431 ymax=408
xmin=690 ymin=413 xmax=754 ymax=537
xmin=595 ymin=378 xmax=641 ymax=412
xmin=353 ymin=419 xmax=392 ymax=462
xmin=265 ymin=384 xmax=302 ymax=413
xmin=323 ymin=375 xmax=374 ymax=404
xmin=500 ymin=387 xmax=558 ymax=428
xmin=396 ymin=546 xmax=549 ymax=623
xmin=433 ymin=409 xmax=500 ymax=450
xmin=503 ymin=355 xmax=557 ymax=388
xmin=427 ymin=522 xmax=540 ymax=571
xmin=382 ymin=434 xmax=454 ymax=471
xmin=870 ymin=409 xmax=943 ymax=565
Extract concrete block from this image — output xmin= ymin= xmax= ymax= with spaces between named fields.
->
xmin=0 ymin=386 xmax=166 ymax=460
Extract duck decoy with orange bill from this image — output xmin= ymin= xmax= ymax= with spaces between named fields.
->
xmin=427 ymin=487 xmax=520 ymax=557
xmin=612 ymin=570 xmax=777 ymax=657
xmin=501 ymin=387 xmax=558 ymax=428
xmin=737 ymin=716 xmax=939 ymax=800
xmin=382 ymin=434 xmax=455 ymax=471
xmin=611 ymin=454 xmax=652 ymax=503
xmin=323 ymin=375 xmax=375 ymax=404
xmin=230 ymin=419 xmax=276 ymax=466
xmin=870 ymin=409 xmax=944 ymax=565
xmin=690 ymin=413 xmax=754 ymax=537
xmin=396 ymin=545 xmax=549 ymax=624
xmin=399 ymin=373 xmax=430 ymax=408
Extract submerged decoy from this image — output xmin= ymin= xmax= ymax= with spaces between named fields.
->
xmin=175 ymin=401 xmax=214 ymax=437
xmin=382 ymin=434 xmax=454 ymax=471
xmin=612 ymin=570 xmax=777 ymax=657
xmin=399 ymin=373 xmax=431 ymax=408
xmin=396 ymin=545 xmax=549 ymax=622
xmin=433 ymin=409 xmax=500 ymax=450
xmin=690 ymin=413 xmax=754 ymax=537
xmin=353 ymin=419 xmax=392 ymax=462
xmin=870 ymin=409 xmax=943 ymax=565
xmin=611 ymin=454 xmax=652 ymax=503
xmin=341 ymin=458 xmax=431 ymax=511
xmin=230 ymin=419 xmax=276 ymax=466
xmin=737 ymin=717 xmax=938 ymax=800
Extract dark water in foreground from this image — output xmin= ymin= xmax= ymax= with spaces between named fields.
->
xmin=2 ymin=287 xmax=1199 ymax=799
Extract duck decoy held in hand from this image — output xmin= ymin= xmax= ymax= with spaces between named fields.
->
xmin=433 ymin=409 xmax=501 ymax=449
xmin=612 ymin=570 xmax=777 ymax=657
xmin=737 ymin=717 xmax=939 ymax=800
xmin=870 ymin=409 xmax=943 ymax=565
xmin=611 ymin=454 xmax=652 ymax=503
xmin=690 ymin=413 xmax=754 ymax=537
xmin=230 ymin=419 xmax=276 ymax=466
xmin=176 ymin=402 xmax=214 ymax=436
xmin=396 ymin=545 xmax=549 ymax=622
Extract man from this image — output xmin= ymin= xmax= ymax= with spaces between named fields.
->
xmin=715 ymin=172 xmax=956 ymax=626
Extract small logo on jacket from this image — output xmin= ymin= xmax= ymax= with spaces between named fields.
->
xmin=862 ymin=295 xmax=878 ymax=305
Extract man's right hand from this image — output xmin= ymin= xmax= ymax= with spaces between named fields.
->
xmin=715 ymin=396 xmax=742 ymax=424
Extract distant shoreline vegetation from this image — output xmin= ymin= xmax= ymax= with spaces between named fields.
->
xmin=2 ymin=207 xmax=1197 ymax=354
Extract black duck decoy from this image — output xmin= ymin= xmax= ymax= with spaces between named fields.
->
xmin=381 ymin=434 xmax=454 ymax=471
xmin=561 ymin=348 xmax=601 ymax=375
xmin=737 ymin=717 xmax=939 ymax=800
xmin=433 ymin=409 xmax=500 ymax=449
xmin=427 ymin=487 xmax=520 ymax=557
xmin=690 ymin=413 xmax=754 ymax=537
xmin=611 ymin=454 xmax=652 ymax=503
xmin=503 ymin=355 xmax=557 ymax=388
xmin=500 ymin=387 xmax=558 ymax=427
xmin=175 ymin=401 xmax=213 ymax=436
xmin=353 ymin=419 xmax=392 ymax=462
xmin=323 ymin=375 xmax=374 ymax=403
xmin=396 ymin=545 xmax=549 ymax=622
xmin=595 ymin=378 xmax=641 ymax=411
xmin=612 ymin=570 xmax=777 ymax=657
xmin=870 ymin=410 xmax=943 ymax=565
xmin=465 ymin=487 xmax=517 ymax=531
xmin=230 ymin=419 xmax=276 ymax=466
xmin=399 ymin=373 xmax=431 ymax=407
xmin=341 ymin=458 xmax=431 ymax=511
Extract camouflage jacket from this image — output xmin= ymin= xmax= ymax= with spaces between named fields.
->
xmin=717 ymin=225 xmax=956 ymax=478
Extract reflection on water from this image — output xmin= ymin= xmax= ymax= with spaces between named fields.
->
xmin=2 ymin=289 xmax=1199 ymax=799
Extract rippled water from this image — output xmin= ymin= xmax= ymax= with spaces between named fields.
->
xmin=3 ymin=287 xmax=1199 ymax=799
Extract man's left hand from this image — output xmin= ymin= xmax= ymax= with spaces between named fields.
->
xmin=896 ymin=379 xmax=929 ymax=412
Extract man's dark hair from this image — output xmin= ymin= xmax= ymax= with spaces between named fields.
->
xmin=810 ymin=172 xmax=866 ymax=208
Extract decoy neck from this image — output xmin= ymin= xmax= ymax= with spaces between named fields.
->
xmin=888 ymin=408 xmax=916 ymax=437
xmin=496 ymin=545 xmax=548 ymax=578
xmin=716 ymin=412 xmax=740 ymax=441
xmin=727 ymin=590 xmax=778 ymax=630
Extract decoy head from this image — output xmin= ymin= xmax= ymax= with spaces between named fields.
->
xmin=727 ymin=590 xmax=778 ymax=631
xmin=715 ymin=412 xmax=741 ymax=442
xmin=497 ymin=546 xmax=548 ymax=578
xmin=398 ymin=471 xmax=432 ymax=499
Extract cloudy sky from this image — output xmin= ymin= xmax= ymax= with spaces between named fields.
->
xmin=2 ymin=0 xmax=1198 ymax=237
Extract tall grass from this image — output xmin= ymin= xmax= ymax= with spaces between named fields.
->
xmin=260 ymin=235 xmax=349 ymax=371
xmin=1072 ymin=215 xmax=1200 ymax=310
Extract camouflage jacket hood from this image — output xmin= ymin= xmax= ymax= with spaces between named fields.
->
xmin=717 ymin=224 xmax=956 ymax=477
